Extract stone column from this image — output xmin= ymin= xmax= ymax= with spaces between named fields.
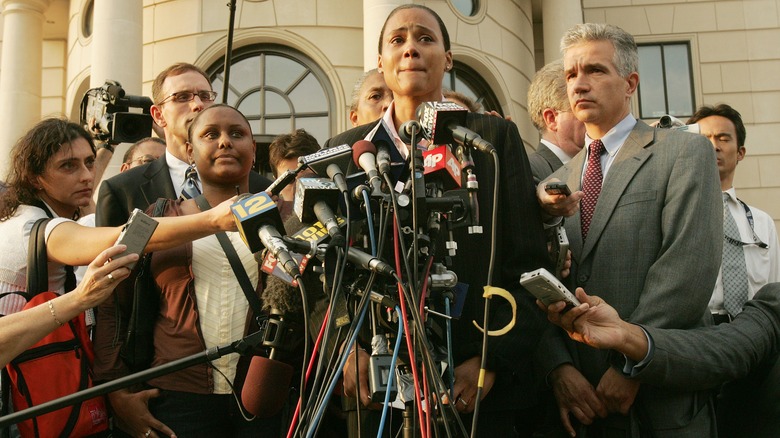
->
xmin=363 ymin=0 xmax=404 ymax=71
xmin=542 ymin=0 xmax=582 ymax=64
xmin=91 ymin=0 xmax=143 ymax=94
xmin=0 ymin=0 xmax=51 ymax=168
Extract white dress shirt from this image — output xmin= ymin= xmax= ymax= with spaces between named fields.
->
xmin=192 ymin=232 xmax=255 ymax=394
xmin=540 ymin=139 xmax=574 ymax=165
xmin=0 ymin=204 xmax=71 ymax=315
xmin=581 ymin=114 xmax=637 ymax=181
xmin=166 ymin=150 xmax=195 ymax=199
xmin=709 ymin=188 xmax=780 ymax=314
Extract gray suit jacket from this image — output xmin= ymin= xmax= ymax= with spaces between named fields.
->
xmin=638 ymin=282 xmax=780 ymax=389
xmin=529 ymin=142 xmax=564 ymax=182
xmin=540 ymin=120 xmax=723 ymax=436
xmin=639 ymin=282 xmax=780 ymax=438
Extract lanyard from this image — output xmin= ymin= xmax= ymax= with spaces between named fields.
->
xmin=724 ymin=198 xmax=769 ymax=249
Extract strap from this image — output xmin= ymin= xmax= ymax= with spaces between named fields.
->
xmin=735 ymin=198 xmax=769 ymax=249
xmin=193 ymin=195 xmax=264 ymax=316
xmin=27 ymin=218 xmax=51 ymax=296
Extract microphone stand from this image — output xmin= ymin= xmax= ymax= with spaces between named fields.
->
xmin=0 ymin=329 xmax=268 ymax=430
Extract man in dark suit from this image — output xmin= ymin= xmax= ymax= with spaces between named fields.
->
xmin=527 ymin=59 xmax=585 ymax=181
xmin=96 ymin=63 xmax=272 ymax=227
xmin=537 ymin=23 xmax=722 ymax=437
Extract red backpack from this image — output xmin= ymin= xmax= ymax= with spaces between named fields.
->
xmin=4 ymin=291 xmax=109 ymax=437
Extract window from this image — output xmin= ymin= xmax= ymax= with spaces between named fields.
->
xmin=450 ymin=0 xmax=479 ymax=17
xmin=637 ymin=43 xmax=695 ymax=119
xmin=444 ymin=62 xmax=502 ymax=115
xmin=207 ymin=45 xmax=333 ymax=174
xmin=82 ymin=0 xmax=94 ymax=38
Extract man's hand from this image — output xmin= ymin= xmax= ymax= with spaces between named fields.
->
xmin=596 ymin=367 xmax=640 ymax=414
xmin=342 ymin=348 xmax=378 ymax=408
xmin=108 ymin=388 xmax=176 ymax=438
xmin=451 ymin=356 xmax=495 ymax=414
xmin=550 ymin=364 xmax=608 ymax=436
xmin=537 ymin=179 xmax=583 ymax=218
xmin=537 ymin=288 xmax=651 ymax=361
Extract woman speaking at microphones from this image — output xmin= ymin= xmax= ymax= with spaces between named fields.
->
xmin=317 ymin=4 xmax=551 ymax=438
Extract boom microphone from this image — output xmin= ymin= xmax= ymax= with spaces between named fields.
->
xmin=416 ymin=101 xmax=495 ymax=153
xmin=231 ymin=192 xmax=299 ymax=277
xmin=299 ymin=144 xmax=352 ymax=193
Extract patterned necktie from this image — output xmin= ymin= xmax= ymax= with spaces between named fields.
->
xmin=722 ymin=193 xmax=749 ymax=317
xmin=580 ymin=139 xmax=604 ymax=240
xmin=180 ymin=164 xmax=201 ymax=200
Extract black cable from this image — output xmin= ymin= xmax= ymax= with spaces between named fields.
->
xmin=470 ymin=148 xmax=500 ymax=438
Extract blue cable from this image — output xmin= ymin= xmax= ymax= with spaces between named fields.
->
xmin=377 ymin=306 xmax=404 ymax=438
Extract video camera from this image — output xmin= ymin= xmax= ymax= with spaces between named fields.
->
xmin=657 ymin=114 xmax=700 ymax=133
xmin=79 ymin=80 xmax=154 ymax=145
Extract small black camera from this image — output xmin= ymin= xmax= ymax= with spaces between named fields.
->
xmin=80 ymin=80 xmax=154 ymax=145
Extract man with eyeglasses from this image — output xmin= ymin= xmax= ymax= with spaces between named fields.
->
xmin=119 ymin=137 xmax=166 ymax=172
xmin=96 ymin=62 xmax=272 ymax=227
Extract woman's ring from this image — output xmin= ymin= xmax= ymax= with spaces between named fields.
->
xmin=144 ymin=429 xmax=152 ymax=437
xmin=458 ymin=397 xmax=468 ymax=406
xmin=107 ymin=273 xmax=114 ymax=281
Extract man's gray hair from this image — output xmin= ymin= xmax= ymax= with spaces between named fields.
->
xmin=561 ymin=23 xmax=638 ymax=78
xmin=527 ymin=59 xmax=568 ymax=132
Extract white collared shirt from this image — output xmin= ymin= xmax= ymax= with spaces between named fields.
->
xmin=709 ymin=188 xmax=780 ymax=314
xmin=192 ymin=232 xmax=256 ymax=393
xmin=582 ymin=114 xmax=637 ymax=182
xmin=540 ymin=139 xmax=574 ymax=165
xmin=166 ymin=150 xmax=195 ymax=199
xmin=0 ymin=202 xmax=71 ymax=315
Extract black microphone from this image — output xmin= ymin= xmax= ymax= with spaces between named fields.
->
xmin=293 ymin=178 xmax=345 ymax=247
xmin=344 ymin=247 xmax=395 ymax=277
xmin=299 ymin=144 xmax=352 ymax=193
xmin=416 ymin=101 xmax=495 ymax=153
xmin=352 ymin=140 xmax=384 ymax=195
xmin=376 ymin=142 xmax=392 ymax=176
xmin=231 ymin=192 xmax=299 ymax=277
xmin=398 ymin=120 xmax=424 ymax=145
xmin=455 ymin=145 xmax=481 ymax=233
xmin=284 ymin=219 xmax=394 ymax=277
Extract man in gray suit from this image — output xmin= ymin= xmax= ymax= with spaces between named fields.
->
xmin=527 ymin=59 xmax=585 ymax=181
xmin=536 ymin=23 xmax=722 ymax=437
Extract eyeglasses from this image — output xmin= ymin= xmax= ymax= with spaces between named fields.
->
xmin=129 ymin=154 xmax=158 ymax=166
xmin=157 ymin=90 xmax=218 ymax=105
